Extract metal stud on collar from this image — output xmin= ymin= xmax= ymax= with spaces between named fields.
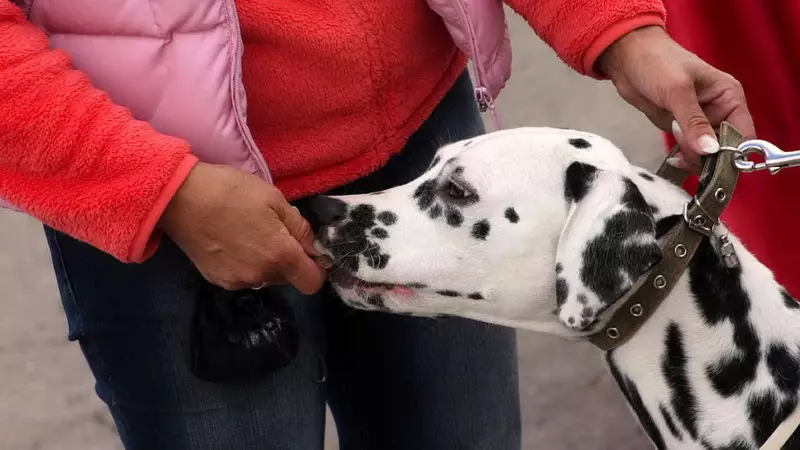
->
xmin=630 ymin=304 xmax=643 ymax=317
xmin=606 ymin=327 xmax=620 ymax=339
xmin=653 ymin=275 xmax=667 ymax=289
xmin=674 ymin=244 xmax=687 ymax=258
xmin=714 ymin=188 xmax=727 ymax=203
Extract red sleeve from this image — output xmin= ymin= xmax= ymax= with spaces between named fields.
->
xmin=505 ymin=0 xmax=667 ymax=77
xmin=0 ymin=3 xmax=198 ymax=263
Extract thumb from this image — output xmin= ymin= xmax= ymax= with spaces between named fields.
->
xmin=667 ymin=83 xmax=719 ymax=156
xmin=276 ymin=201 xmax=321 ymax=257
xmin=279 ymin=239 xmax=327 ymax=295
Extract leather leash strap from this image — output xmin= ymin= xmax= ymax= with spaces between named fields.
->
xmin=587 ymin=122 xmax=744 ymax=352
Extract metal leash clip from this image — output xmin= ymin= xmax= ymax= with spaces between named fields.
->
xmin=733 ymin=139 xmax=800 ymax=174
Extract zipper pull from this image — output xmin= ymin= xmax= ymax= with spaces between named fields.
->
xmin=475 ymin=87 xmax=490 ymax=113
xmin=474 ymin=86 xmax=503 ymax=130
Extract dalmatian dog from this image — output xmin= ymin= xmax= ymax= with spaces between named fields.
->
xmin=305 ymin=127 xmax=800 ymax=450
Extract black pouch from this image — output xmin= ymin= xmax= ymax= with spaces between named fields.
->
xmin=187 ymin=283 xmax=300 ymax=383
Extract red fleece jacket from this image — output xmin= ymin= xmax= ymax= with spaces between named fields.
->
xmin=662 ymin=1 xmax=800 ymax=297
xmin=0 ymin=0 xmax=666 ymax=263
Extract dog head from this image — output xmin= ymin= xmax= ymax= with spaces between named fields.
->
xmin=308 ymin=127 xmax=681 ymax=336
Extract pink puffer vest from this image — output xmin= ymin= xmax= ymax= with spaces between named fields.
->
xmin=426 ymin=0 xmax=511 ymax=128
xmin=2 ymin=0 xmax=510 ymax=210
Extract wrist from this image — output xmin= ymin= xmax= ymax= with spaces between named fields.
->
xmin=158 ymin=161 xmax=212 ymax=236
xmin=595 ymin=25 xmax=667 ymax=79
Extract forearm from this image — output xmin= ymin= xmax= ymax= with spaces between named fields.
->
xmin=504 ymin=0 xmax=666 ymax=77
xmin=0 ymin=2 xmax=198 ymax=262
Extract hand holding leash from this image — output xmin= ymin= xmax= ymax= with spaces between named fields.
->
xmin=597 ymin=26 xmax=755 ymax=172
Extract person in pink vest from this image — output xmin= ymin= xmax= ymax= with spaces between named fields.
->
xmin=0 ymin=1 xmax=753 ymax=448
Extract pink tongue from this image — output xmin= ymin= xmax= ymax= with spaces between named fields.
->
xmin=391 ymin=286 xmax=415 ymax=297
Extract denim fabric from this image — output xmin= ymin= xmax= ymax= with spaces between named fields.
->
xmin=45 ymin=71 xmax=521 ymax=450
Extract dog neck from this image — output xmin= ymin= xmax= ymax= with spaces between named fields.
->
xmin=604 ymin=213 xmax=800 ymax=449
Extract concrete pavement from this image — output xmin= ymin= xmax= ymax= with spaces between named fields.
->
xmin=0 ymin=9 xmax=665 ymax=450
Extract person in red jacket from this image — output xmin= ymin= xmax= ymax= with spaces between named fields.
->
xmin=662 ymin=0 xmax=800 ymax=299
xmin=0 ymin=1 xmax=754 ymax=449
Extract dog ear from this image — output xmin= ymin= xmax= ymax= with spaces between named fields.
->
xmin=554 ymin=162 xmax=661 ymax=331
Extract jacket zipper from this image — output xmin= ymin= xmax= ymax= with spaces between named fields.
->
xmin=451 ymin=0 xmax=495 ymax=114
xmin=227 ymin=1 xmax=273 ymax=183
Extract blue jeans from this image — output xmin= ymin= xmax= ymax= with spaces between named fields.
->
xmin=45 ymin=71 xmax=521 ymax=450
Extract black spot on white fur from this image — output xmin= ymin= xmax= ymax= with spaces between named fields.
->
xmin=471 ymin=220 xmax=490 ymax=240
xmin=569 ymin=138 xmax=591 ymax=149
xmin=320 ymin=204 xmax=393 ymax=274
xmin=659 ymin=404 xmax=682 ymax=441
xmin=364 ymin=250 xmax=389 ymax=270
xmin=607 ymin=351 xmax=666 ymax=449
xmin=413 ymin=174 xmax=476 ymax=229
xmin=437 ymin=290 xmax=460 ymax=297
xmin=445 ymin=206 xmax=463 ymax=227
xmin=782 ymin=289 xmax=800 ymax=310
xmin=414 ymin=180 xmax=437 ymax=210
xmin=639 ymin=172 xmax=655 ymax=182
xmin=377 ymin=211 xmax=397 ymax=226
xmin=747 ymin=391 xmax=798 ymax=446
xmin=578 ymin=178 xmax=660 ymax=312
xmin=564 ymin=162 xmax=597 ymax=203
xmin=429 ymin=204 xmax=443 ymax=219
xmin=663 ymin=322 xmax=699 ymax=440
xmin=350 ymin=204 xmax=376 ymax=228
xmin=656 ymin=215 xmax=681 ymax=239
xmin=505 ymin=207 xmax=519 ymax=223
xmin=467 ymin=292 xmax=484 ymax=300
xmin=556 ymin=278 xmax=568 ymax=307
xmin=689 ymin=237 xmax=760 ymax=397
xmin=766 ymin=343 xmax=800 ymax=393
xmin=365 ymin=293 xmax=387 ymax=310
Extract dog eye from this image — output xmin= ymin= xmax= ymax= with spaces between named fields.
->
xmin=444 ymin=178 xmax=474 ymax=199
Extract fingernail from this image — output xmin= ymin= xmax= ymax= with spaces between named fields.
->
xmin=666 ymin=157 xmax=685 ymax=169
xmin=671 ymin=120 xmax=683 ymax=140
xmin=313 ymin=240 xmax=326 ymax=254
xmin=698 ymin=134 xmax=719 ymax=154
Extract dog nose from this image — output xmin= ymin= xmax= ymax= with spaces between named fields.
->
xmin=294 ymin=195 xmax=348 ymax=234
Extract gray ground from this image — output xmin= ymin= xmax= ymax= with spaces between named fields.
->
xmin=0 ymin=10 xmax=666 ymax=450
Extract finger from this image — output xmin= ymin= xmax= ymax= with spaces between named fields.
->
xmin=210 ymin=270 xmax=287 ymax=292
xmin=670 ymin=120 xmax=701 ymax=168
xmin=666 ymin=153 xmax=702 ymax=175
xmin=665 ymin=80 xmax=719 ymax=156
xmin=314 ymin=255 xmax=334 ymax=270
xmin=696 ymin=72 xmax=756 ymax=139
xmin=275 ymin=201 xmax=322 ymax=257
xmin=278 ymin=241 xmax=327 ymax=295
xmin=616 ymin=87 xmax=675 ymax=133
xmin=715 ymin=103 xmax=756 ymax=140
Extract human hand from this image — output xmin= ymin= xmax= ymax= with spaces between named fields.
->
xmin=596 ymin=26 xmax=755 ymax=173
xmin=158 ymin=162 xmax=326 ymax=293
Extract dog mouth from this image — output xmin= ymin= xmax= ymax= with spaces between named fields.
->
xmin=328 ymin=269 xmax=418 ymax=296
